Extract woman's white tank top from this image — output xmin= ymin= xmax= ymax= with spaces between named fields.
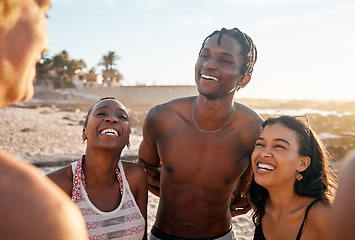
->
xmin=71 ymin=157 xmax=145 ymax=240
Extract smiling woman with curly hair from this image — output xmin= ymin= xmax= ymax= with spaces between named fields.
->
xmin=250 ymin=115 xmax=337 ymax=240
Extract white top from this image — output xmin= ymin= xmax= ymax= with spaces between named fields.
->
xmin=71 ymin=157 xmax=145 ymax=240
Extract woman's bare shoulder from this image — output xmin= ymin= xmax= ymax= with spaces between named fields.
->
xmin=311 ymin=200 xmax=331 ymax=215
xmin=121 ymin=161 xmax=146 ymax=178
xmin=306 ymin=200 xmax=331 ymax=236
xmin=121 ymin=161 xmax=147 ymax=194
xmin=46 ymin=164 xmax=74 ymax=197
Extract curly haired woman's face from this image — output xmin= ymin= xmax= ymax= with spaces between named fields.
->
xmin=251 ymin=123 xmax=305 ymax=189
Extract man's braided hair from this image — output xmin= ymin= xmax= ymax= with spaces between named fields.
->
xmin=199 ymin=27 xmax=257 ymax=78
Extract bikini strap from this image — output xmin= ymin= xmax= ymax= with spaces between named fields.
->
xmin=296 ymin=198 xmax=322 ymax=240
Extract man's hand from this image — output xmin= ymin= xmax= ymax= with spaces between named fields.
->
xmin=230 ymin=189 xmax=251 ymax=217
xmin=137 ymin=159 xmax=161 ymax=196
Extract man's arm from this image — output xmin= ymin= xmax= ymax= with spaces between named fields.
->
xmin=230 ymin=109 xmax=263 ymax=217
xmin=138 ymin=106 xmax=164 ymax=197
xmin=137 ymin=159 xmax=161 ymax=196
xmin=230 ymin=156 xmax=252 ymax=217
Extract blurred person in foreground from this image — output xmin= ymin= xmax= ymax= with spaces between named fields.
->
xmin=0 ymin=0 xmax=88 ymax=239
xmin=138 ymin=27 xmax=263 ymax=239
xmin=250 ymin=116 xmax=337 ymax=240
xmin=48 ymin=97 xmax=148 ymax=240
xmin=325 ymin=149 xmax=355 ymax=240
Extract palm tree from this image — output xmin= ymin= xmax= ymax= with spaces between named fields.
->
xmin=36 ymin=52 xmax=52 ymax=85
xmin=51 ymin=50 xmax=87 ymax=88
xmin=52 ymin=50 xmax=69 ymax=77
xmin=99 ymin=51 xmax=120 ymax=84
xmin=86 ymin=67 xmax=97 ymax=85
xmin=99 ymin=55 xmax=109 ymax=83
xmin=107 ymin=51 xmax=120 ymax=82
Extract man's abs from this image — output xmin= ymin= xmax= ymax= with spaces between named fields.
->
xmin=153 ymin=186 xmax=233 ymax=238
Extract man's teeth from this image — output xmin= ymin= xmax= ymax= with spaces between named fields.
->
xmin=201 ymin=74 xmax=218 ymax=81
xmin=257 ymin=163 xmax=275 ymax=171
xmin=100 ymin=128 xmax=118 ymax=136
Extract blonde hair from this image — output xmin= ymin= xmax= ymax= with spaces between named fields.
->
xmin=0 ymin=0 xmax=51 ymax=32
xmin=0 ymin=0 xmax=22 ymax=31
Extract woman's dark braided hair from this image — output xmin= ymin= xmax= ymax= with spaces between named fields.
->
xmin=199 ymin=27 xmax=257 ymax=77
xmin=249 ymin=115 xmax=338 ymax=226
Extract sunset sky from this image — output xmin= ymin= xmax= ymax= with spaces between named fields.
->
xmin=47 ymin=0 xmax=355 ymax=100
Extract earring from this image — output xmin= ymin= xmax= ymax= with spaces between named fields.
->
xmin=296 ymin=173 xmax=303 ymax=181
xmin=82 ymin=136 xmax=86 ymax=144
xmin=126 ymin=142 xmax=131 ymax=149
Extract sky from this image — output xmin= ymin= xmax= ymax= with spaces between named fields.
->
xmin=47 ymin=0 xmax=355 ymax=100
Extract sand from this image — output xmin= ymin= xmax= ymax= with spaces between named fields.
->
xmin=0 ymin=101 xmax=255 ymax=239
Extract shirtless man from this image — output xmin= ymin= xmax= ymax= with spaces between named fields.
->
xmin=0 ymin=0 xmax=88 ymax=239
xmin=138 ymin=28 xmax=263 ymax=239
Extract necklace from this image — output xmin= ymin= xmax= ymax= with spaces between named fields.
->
xmin=78 ymin=155 xmax=123 ymax=195
xmin=192 ymin=100 xmax=235 ymax=133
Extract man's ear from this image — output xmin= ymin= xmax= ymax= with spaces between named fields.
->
xmin=298 ymin=156 xmax=311 ymax=172
xmin=239 ymin=74 xmax=251 ymax=88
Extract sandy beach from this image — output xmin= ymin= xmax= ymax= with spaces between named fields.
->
xmin=0 ymin=92 xmax=255 ymax=239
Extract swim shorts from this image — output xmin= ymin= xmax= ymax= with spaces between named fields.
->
xmin=149 ymin=226 xmax=236 ymax=240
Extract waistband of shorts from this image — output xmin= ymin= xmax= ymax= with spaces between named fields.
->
xmin=151 ymin=226 xmax=232 ymax=240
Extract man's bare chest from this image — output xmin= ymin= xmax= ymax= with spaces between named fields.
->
xmin=156 ymin=129 xmax=250 ymax=188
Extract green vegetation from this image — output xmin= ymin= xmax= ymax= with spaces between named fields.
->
xmin=35 ymin=50 xmax=122 ymax=88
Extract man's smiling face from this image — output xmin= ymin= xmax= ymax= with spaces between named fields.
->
xmin=195 ymin=33 xmax=246 ymax=99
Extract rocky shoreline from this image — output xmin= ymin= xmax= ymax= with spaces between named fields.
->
xmin=1 ymin=88 xmax=354 ymax=170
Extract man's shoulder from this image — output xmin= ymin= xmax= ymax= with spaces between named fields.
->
xmin=148 ymin=96 xmax=195 ymax=117
xmin=233 ymin=102 xmax=263 ymax=142
xmin=0 ymin=151 xmax=65 ymax=202
xmin=0 ymin=151 xmax=88 ymax=239
xmin=0 ymin=150 xmax=40 ymax=188
xmin=235 ymin=102 xmax=263 ymax=123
